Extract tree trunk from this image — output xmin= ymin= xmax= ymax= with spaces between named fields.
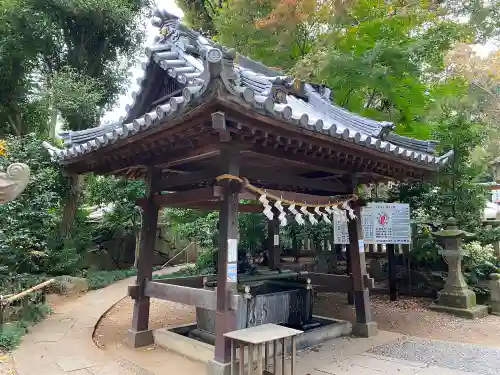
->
xmin=59 ymin=174 xmax=85 ymax=237
xmin=49 ymin=107 xmax=58 ymax=140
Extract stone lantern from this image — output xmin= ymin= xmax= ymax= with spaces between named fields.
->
xmin=429 ymin=218 xmax=488 ymax=319
xmin=0 ymin=163 xmax=30 ymax=203
xmin=490 ymin=156 xmax=500 ymax=183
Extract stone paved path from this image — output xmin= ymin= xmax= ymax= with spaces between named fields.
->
xmin=369 ymin=337 xmax=500 ymax=375
xmin=6 ymin=268 xmax=500 ymax=375
xmin=10 ymin=266 xmax=205 ymax=375
xmin=297 ymin=332 xmax=498 ymax=375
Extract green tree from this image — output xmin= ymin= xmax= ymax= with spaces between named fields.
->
xmin=25 ymin=0 xmax=151 ymax=236
xmin=0 ymin=0 xmax=51 ymax=136
xmin=175 ymin=0 xmax=221 ymax=35
xmin=392 ymin=108 xmax=487 ymax=231
xmin=214 ymin=0 xmax=334 ymax=70
xmin=293 ymin=0 xmax=468 ymax=134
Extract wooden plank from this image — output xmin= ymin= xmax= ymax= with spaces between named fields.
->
xmin=153 ymin=275 xmax=206 ymax=288
xmin=224 ymin=324 xmax=302 ymax=345
xmin=144 ymin=281 xmax=241 ymax=310
xmin=307 ymin=273 xmax=354 ymax=293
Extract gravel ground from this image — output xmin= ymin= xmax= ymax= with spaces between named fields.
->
xmin=314 ymin=293 xmax=500 ymax=347
xmin=94 ymin=297 xmax=196 ymax=347
xmin=369 ymin=337 xmax=500 ymax=375
xmin=94 ymin=290 xmax=500 ymax=350
xmin=0 ymin=354 xmax=16 ymax=375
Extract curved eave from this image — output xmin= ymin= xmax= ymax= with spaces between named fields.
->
xmin=44 ymin=85 xmax=215 ymax=164
xmin=217 ymin=90 xmax=453 ymax=171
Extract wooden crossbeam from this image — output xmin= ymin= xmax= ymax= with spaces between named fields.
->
xmin=307 ymin=273 xmax=354 ymax=293
xmin=242 ymin=165 xmax=348 ymax=194
xmin=154 ymin=166 xmax=348 ymax=194
xmin=144 ymin=281 xmax=240 ymax=310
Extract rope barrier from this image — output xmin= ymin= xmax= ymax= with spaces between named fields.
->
xmin=215 ymin=174 xmax=357 ymax=209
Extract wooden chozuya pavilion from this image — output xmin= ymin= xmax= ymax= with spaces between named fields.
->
xmin=44 ymin=9 xmax=452 ymax=374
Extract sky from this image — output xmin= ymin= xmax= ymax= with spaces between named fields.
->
xmin=100 ymin=1 xmax=498 ymax=124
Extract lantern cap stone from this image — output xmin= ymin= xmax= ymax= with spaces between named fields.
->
xmin=433 ymin=217 xmax=467 ymax=238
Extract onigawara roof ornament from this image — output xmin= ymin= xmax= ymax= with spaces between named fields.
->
xmin=0 ymin=163 xmax=30 ymax=204
xmin=42 ymin=8 xmax=453 ymax=180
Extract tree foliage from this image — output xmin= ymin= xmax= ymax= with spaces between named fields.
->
xmin=0 ymin=135 xmax=68 ymax=276
xmin=392 ymin=109 xmax=487 ymax=231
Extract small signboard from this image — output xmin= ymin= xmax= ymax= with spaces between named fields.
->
xmin=361 ymin=206 xmax=374 ymax=244
xmin=333 ymin=211 xmax=349 ymax=245
xmin=227 ymin=238 xmax=238 ymax=263
xmin=273 ymin=234 xmax=280 ymax=246
xmin=358 ymin=239 xmax=365 ymax=252
xmin=331 ymin=202 xmax=410 ymax=245
xmin=227 ymin=263 xmax=237 ymax=283
xmin=370 ymin=202 xmax=411 ymax=244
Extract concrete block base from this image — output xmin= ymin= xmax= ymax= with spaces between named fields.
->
xmin=352 ymin=322 xmax=378 ymax=337
xmin=206 ymin=359 xmax=231 ymax=375
xmin=429 ymin=303 xmax=489 ymax=319
xmin=154 ymin=325 xmax=214 ymax=363
xmin=126 ymin=329 xmax=154 ymax=348
xmin=490 ymin=301 xmax=500 ymax=315
xmin=437 ymin=289 xmax=477 ymax=310
xmin=154 ymin=316 xmax=351 ymax=364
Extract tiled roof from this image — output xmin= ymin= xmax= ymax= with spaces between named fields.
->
xmin=43 ymin=9 xmax=453 ymax=168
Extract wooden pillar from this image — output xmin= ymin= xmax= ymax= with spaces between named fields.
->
xmin=293 ymin=237 xmax=299 ymax=263
xmin=268 ymin=218 xmax=280 ymax=270
xmin=345 ymin=244 xmax=354 ymax=305
xmin=347 ymin=202 xmax=378 ymax=337
xmin=214 ymin=146 xmax=240 ymax=364
xmin=329 ymin=244 xmax=341 ymax=273
xmin=127 ymin=168 xmax=159 ymax=348
xmin=387 ymin=244 xmax=398 ymax=301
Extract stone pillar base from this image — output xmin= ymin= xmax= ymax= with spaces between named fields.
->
xmin=491 ymin=301 xmax=500 ymax=315
xmin=352 ymin=322 xmax=378 ymax=337
xmin=429 ymin=303 xmax=488 ymax=319
xmin=206 ymin=359 xmax=231 ymax=375
xmin=437 ymin=289 xmax=477 ymax=309
xmin=126 ymin=329 xmax=154 ymax=348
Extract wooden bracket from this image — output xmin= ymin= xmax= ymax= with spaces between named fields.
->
xmin=212 ymin=111 xmax=231 ymax=142
xmin=128 ymin=278 xmax=149 ymax=300
xmin=128 ymin=285 xmax=139 ymax=300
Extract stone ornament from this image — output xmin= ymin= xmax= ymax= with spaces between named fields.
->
xmin=0 ymin=163 xmax=30 ymax=203
xmin=489 ymin=273 xmax=500 ymax=316
xmin=430 ymin=217 xmax=488 ymax=319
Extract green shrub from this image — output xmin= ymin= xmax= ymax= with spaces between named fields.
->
xmin=195 ymin=248 xmax=216 ymax=274
xmin=0 ymin=303 xmax=50 ymax=351
xmin=462 ymin=241 xmax=498 ymax=284
xmin=85 ymin=268 xmax=137 ymax=290
xmin=0 ymin=321 xmax=27 ymax=351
